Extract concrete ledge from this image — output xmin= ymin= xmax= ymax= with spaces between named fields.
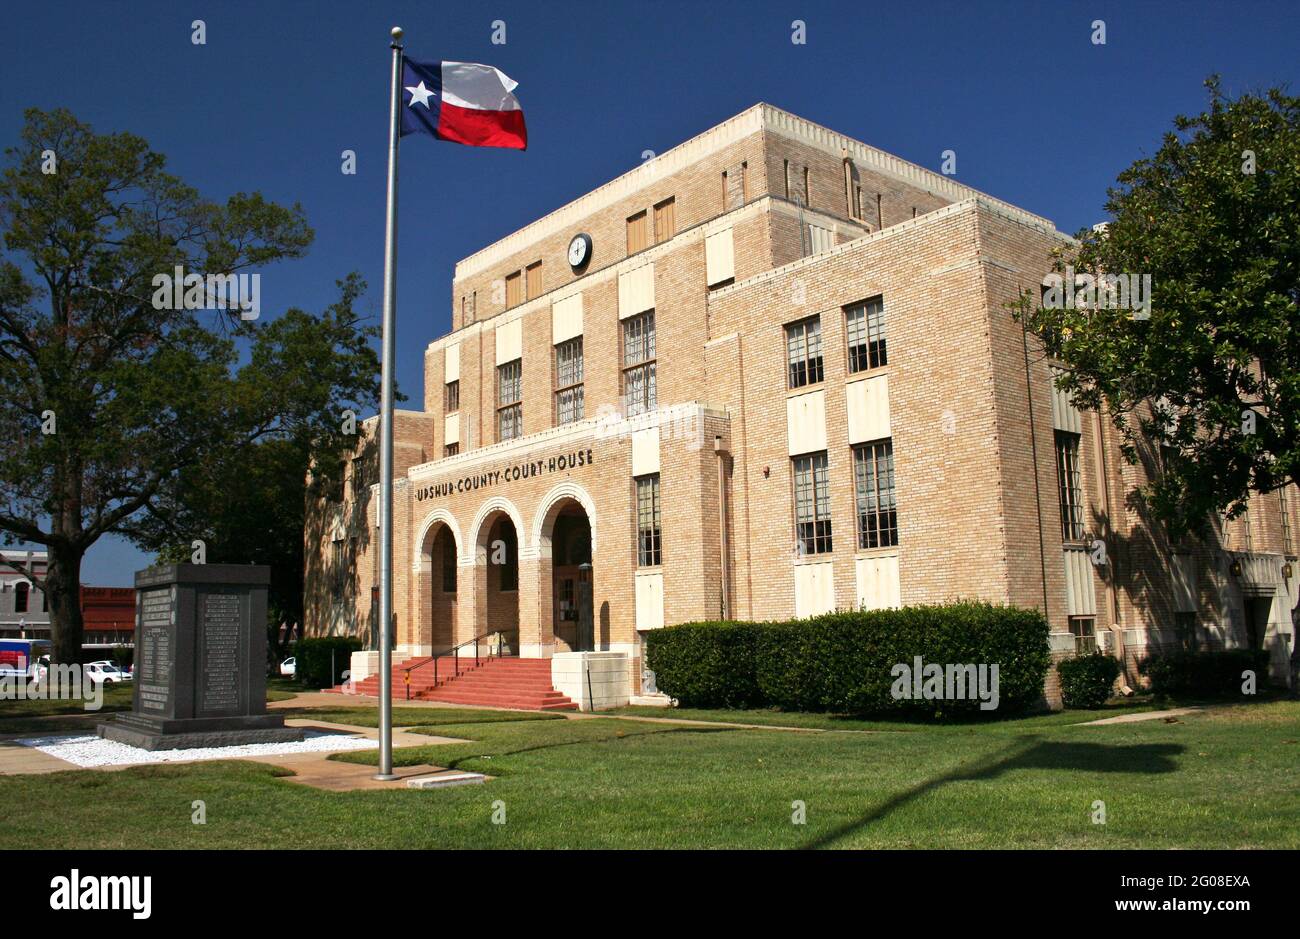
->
xmin=551 ymin=651 xmax=629 ymax=711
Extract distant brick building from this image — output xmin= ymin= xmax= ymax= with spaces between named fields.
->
xmin=0 ymin=550 xmax=48 ymax=639
xmin=81 ymin=586 xmax=136 ymax=648
xmin=1 ymin=550 xmax=134 ymax=648
xmin=305 ymin=104 xmax=1298 ymax=707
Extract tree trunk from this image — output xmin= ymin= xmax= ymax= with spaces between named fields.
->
xmin=45 ymin=544 xmax=84 ymax=665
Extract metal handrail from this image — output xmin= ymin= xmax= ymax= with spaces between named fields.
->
xmin=402 ymin=629 xmax=517 ymax=700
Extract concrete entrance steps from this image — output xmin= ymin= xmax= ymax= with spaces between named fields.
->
xmin=330 ymin=656 xmax=578 ymax=711
xmin=418 ymin=658 xmax=578 ymax=711
xmin=328 ymin=655 xmax=482 ymax=698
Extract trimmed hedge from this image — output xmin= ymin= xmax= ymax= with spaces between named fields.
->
xmin=1057 ymin=652 xmax=1120 ymax=709
xmin=645 ymin=602 xmax=1051 ymax=719
xmin=1138 ymin=649 xmax=1271 ymax=699
xmin=295 ymin=637 xmax=362 ymax=688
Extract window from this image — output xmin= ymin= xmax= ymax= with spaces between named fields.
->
xmin=1281 ymin=488 xmax=1293 ymax=554
xmin=1056 ymin=431 xmax=1085 ymax=541
xmin=495 ymin=523 xmax=518 ymax=592
xmin=497 ymin=359 xmax=522 ymax=441
xmin=721 ymin=170 xmax=728 ymax=209
xmin=14 ymin=581 xmax=28 ymax=614
xmin=793 ymin=452 xmax=833 ymax=555
xmin=442 ymin=537 xmax=457 ymax=593
xmin=626 ymin=210 xmax=648 ymax=255
xmin=555 ymin=337 xmax=584 ymax=425
xmin=445 ymin=380 xmax=459 ymax=413
xmin=653 ymin=197 xmax=675 ymax=243
xmin=636 ymin=474 xmax=662 ymax=566
xmin=1175 ymin=611 xmax=1198 ymax=651
xmin=622 ymin=311 xmax=656 ymax=415
xmin=526 ymin=261 xmax=543 ymax=300
xmin=444 ymin=443 xmax=459 ymax=458
xmin=1068 ymin=616 xmax=1097 ymax=654
xmin=505 ymin=271 xmax=522 ymax=308
xmin=854 ymin=440 xmax=898 ymax=549
xmin=331 ymin=541 xmax=344 ymax=599
xmin=845 ymin=297 xmax=887 ymax=372
xmin=785 ymin=315 xmax=824 ymax=389
xmin=783 ymin=159 xmax=790 ymax=199
xmin=802 ymin=166 xmax=811 ymax=207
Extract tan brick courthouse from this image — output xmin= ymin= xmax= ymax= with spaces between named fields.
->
xmin=305 ymin=104 xmax=1299 ymax=709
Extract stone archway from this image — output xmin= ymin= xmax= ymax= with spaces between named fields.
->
xmin=535 ymin=485 xmax=597 ymax=654
xmin=471 ymin=500 xmax=524 ymax=653
xmin=414 ymin=510 xmax=462 ymax=655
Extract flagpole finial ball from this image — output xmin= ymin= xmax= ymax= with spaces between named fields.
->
xmin=391 ymin=26 xmax=404 ymax=41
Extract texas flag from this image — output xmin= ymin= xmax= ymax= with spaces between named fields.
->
xmin=400 ymin=59 xmax=527 ymax=150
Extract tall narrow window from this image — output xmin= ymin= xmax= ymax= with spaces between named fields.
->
xmin=555 ymin=336 xmax=585 ymax=425
xmin=653 ymin=197 xmax=676 ymax=243
xmin=854 ymin=440 xmax=898 ymax=548
xmin=721 ymin=170 xmax=729 ymax=209
xmin=441 ymin=533 xmax=457 ymax=593
xmin=497 ymin=359 xmax=522 ymax=441
xmin=626 ymin=210 xmax=648 ymax=255
xmin=636 ymin=474 xmax=663 ymax=567
xmin=740 ymin=161 xmax=748 ymax=202
xmin=1281 ymin=488 xmax=1293 ymax=554
xmin=526 ymin=260 xmax=543 ymax=300
xmin=445 ymin=380 xmax=459 ymax=413
xmin=783 ymin=159 xmax=791 ymax=199
xmin=1055 ymin=431 xmax=1085 ymax=541
xmin=622 ymin=311 xmax=656 ymax=415
xmin=793 ymin=453 xmax=833 ymax=555
xmin=505 ymin=271 xmax=522 ymax=308
xmin=331 ymin=541 xmax=344 ymax=599
xmin=802 ymin=166 xmax=811 ymax=207
xmin=14 ymin=581 xmax=28 ymax=614
xmin=845 ymin=297 xmax=887 ymax=373
xmin=785 ymin=315 xmax=824 ymax=389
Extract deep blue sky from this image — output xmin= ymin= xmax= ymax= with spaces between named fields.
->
xmin=2 ymin=0 xmax=1297 ymax=585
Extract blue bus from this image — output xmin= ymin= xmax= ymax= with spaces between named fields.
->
xmin=0 ymin=639 xmax=52 ymax=678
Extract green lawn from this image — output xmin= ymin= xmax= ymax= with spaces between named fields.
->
xmin=1 ymin=699 xmax=1296 ymax=849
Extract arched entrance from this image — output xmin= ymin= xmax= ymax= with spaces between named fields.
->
xmin=540 ymin=498 xmax=594 ymax=652
xmin=475 ymin=509 xmax=521 ymax=652
xmin=415 ymin=512 xmax=461 ymax=654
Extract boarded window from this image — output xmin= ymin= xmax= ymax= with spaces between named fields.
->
xmin=626 ymin=211 xmax=648 ymax=255
xmin=653 ymin=197 xmax=675 ymax=243
xmin=505 ymin=271 xmax=522 ymax=308
xmin=526 ymin=261 xmax=543 ymax=300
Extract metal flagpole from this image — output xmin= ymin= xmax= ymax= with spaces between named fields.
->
xmin=375 ymin=24 xmax=403 ymax=781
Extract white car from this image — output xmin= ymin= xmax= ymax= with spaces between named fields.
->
xmin=85 ymin=661 xmax=130 ymax=684
xmin=279 ymin=656 xmax=296 ymax=677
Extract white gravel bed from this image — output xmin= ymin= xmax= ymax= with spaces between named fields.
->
xmin=15 ymin=730 xmax=377 ymax=768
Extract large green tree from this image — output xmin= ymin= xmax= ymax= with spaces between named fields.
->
xmin=1016 ymin=78 xmax=1299 ymax=687
xmin=1018 ymin=78 xmax=1298 ymax=534
xmin=0 ymin=108 xmax=377 ymax=661
xmin=122 ymin=276 xmax=383 ymax=660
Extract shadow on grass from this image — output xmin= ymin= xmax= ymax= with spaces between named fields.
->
xmin=799 ymin=736 xmax=1184 ymax=849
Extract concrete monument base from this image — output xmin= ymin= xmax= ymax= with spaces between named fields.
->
xmin=97 ymin=712 xmax=303 ymax=751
